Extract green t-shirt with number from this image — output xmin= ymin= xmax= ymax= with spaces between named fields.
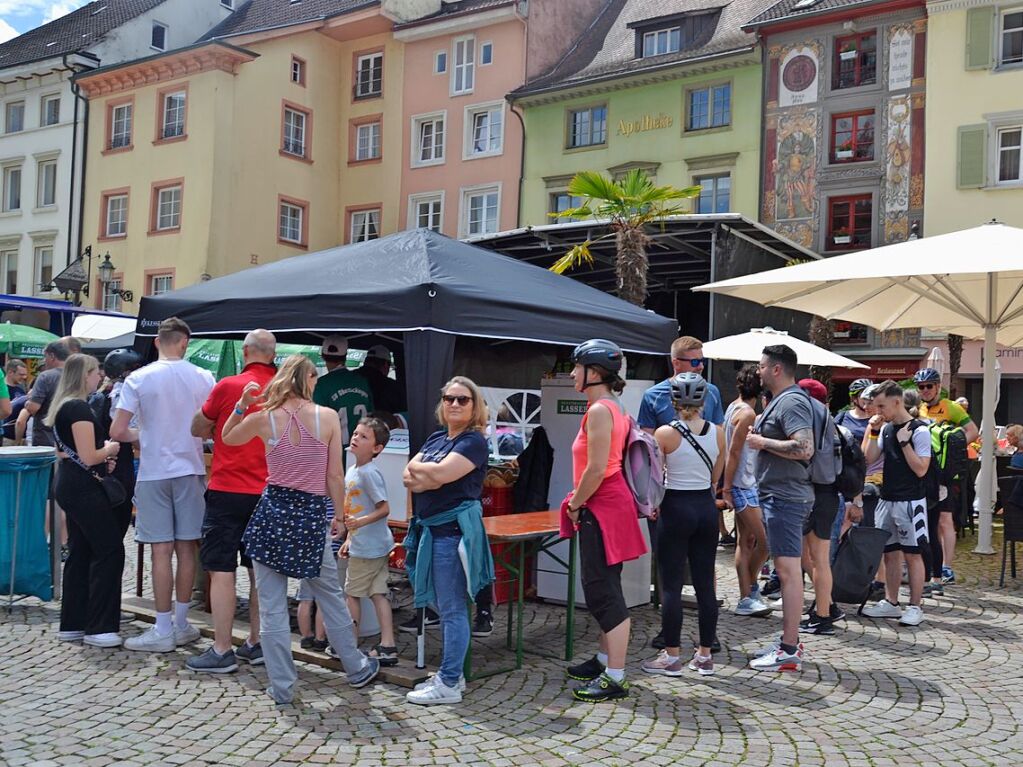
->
xmin=313 ymin=368 xmax=373 ymax=444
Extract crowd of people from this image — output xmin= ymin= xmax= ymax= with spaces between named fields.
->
xmin=9 ymin=317 xmax=1004 ymax=707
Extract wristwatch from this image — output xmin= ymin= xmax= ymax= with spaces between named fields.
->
xmin=899 ymin=439 xmax=912 ymax=448
xmin=851 ymin=499 xmax=864 ymax=508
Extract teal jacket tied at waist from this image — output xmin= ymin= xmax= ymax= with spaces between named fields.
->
xmin=403 ymin=499 xmax=495 ymax=609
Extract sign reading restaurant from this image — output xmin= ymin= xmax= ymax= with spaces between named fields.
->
xmin=617 ymin=113 xmax=673 ymax=136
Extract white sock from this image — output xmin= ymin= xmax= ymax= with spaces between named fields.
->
xmin=155 ymin=611 xmax=173 ymax=636
xmin=596 ymin=651 xmax=609 ymax=667
xmin=174 ymin=601 xmax=190 ymax=630
xmin=604 ymin=667 xmax=625 ymax=682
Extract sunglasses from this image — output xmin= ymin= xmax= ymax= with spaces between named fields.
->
xmin=918 ymin=383 xmax=937 ymax=390
xmin=677 ymin=357 xmax=707 ymax=368
xmin=442 ymin=394 xmax=472 ymax=406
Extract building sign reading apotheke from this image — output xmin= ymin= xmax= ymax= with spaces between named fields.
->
xmin=617 ymin=113 xmax=673 ymax=136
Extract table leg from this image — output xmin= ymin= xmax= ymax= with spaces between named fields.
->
xmin=9 ymin=473 xmax=21 ymax=612
xmin=516 ymin=541 xmax=526 ymax=669
xmin=565 ymin=533 xmax=577 ymax=661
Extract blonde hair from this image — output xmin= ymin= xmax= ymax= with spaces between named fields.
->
xmin=261 ymin=354 xmax=315 ymax=411
xmin=44 ymin=354 xmax=99 ymax=428
xmin=675 ymin=404 xmax=703 ymax=421
xmin=435 ymin=376 xmax=489 ymax=434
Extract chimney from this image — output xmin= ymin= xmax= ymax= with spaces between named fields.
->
xmin=380 ymin=0 xmax=442 ymax=23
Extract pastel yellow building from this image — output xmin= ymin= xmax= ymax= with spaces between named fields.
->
xmin=924 ymin=1 xmax=1023 ymax=234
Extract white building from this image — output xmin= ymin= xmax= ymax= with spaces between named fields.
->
xmin=0 ymin=0 xmax=234 ymax=302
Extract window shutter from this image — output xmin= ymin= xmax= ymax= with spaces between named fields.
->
xmin=965 ymin=6 xmax=994 ymax=70
xmin=956 ymin=124 xmax=988 ymax=188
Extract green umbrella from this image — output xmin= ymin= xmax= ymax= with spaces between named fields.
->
xmin=0 ymin=321 xmax=59 ymax=359
xmin=185 ymin=339 xmax=240 ymax=380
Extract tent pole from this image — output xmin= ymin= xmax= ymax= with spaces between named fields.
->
xmin=973 ymin=323 xmax=997 ymax=554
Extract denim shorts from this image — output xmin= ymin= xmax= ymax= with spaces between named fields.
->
xmin=730 ymin=486 xmax=760 ymax=513
xmin=761 ymin=495 xmax=813 ymax=558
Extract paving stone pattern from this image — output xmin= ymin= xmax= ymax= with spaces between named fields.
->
xmin=5 ymin=526 xmax=1023 ymax=766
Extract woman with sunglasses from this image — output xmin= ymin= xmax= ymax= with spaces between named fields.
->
xmin=221 ymin=355 xmax=379 ymax=704
xmin=403 ymin=376 xmax=494 ymax=706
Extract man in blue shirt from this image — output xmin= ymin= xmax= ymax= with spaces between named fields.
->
xmin=638 ymin=335 xmax=725 ymax=430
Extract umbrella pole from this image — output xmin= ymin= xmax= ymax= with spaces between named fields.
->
xmin=974 ymin=324 xmax=997 ymax=554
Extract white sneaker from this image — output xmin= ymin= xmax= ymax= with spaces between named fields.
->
xmin=174 ymin=624 xmax=201 ymax=646
xmin=406 ymin=676 xmax=462 ymax=705
xmin=124 ymin=626 xmax=175 ymax=653
xmin=414 ymin=673 xmax=466 ymax=692
xmin=898 ymin=605 xmax=924 ymax=626
xmin=83 ymin=633 xmax=123 ymax=648
xmin=57 ymin=630 xmax=85 ymax=642
xmin=863 ymin=599 xmax=903 ymax=619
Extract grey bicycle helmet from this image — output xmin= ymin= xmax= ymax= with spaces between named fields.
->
xmin=570 ymin=339 xmax=623 ymax=373
xmin=670 ymin=373 xmax=707 ymax=407
xmin=913 ymin=367 xmax=941 ymax=384
xmin=849 ymin=378 xmax=873 ymax=396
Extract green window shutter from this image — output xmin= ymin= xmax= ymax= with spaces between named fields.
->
xmin=965 ymin=6 xmax=994 ymax=70
xmin=957 ymin=124 xmax=988 ymax=188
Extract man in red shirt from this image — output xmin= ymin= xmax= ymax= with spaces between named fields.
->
xmin=186 ymin=329 xmax=277 ymax=673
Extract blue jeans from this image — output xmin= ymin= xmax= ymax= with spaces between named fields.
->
xmin=761 ymin=495 xmax=813 ymax=558
xmin=432 ymin=534 xmax=470 ymax=687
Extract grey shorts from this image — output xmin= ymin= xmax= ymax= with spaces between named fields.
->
xmin=875 ymin=498 xmax=928 ymax=553
xmin=134 ymin=475 xmax=207 ymax=543
xmin=761 ymin=495 xmax=813 ymax=558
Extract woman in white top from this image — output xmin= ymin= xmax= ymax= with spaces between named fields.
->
xmin=641 ymin=373 xmax=725 ymax=677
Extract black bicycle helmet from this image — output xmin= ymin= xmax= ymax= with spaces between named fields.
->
xmin=670 ymin=373 xmax=707 ymax=407
xmin=570 ymin=339 xmax=623 ymax=373
xmin=104 ymin=348 xmax=142 ymax=379
xmin=913 ymin=367 xmax=941 ymax=384
xmin=849 ymin=378 xmax=873 ymax=396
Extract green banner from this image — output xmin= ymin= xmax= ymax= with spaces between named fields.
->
xmin=0 ymin=322 xmax=59 ymax=359
xmin=185 ymin=340 xmax=363 ymax=381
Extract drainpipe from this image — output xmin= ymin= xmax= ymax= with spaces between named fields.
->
xmin=755 ymin=35 xmax=767 ymax=232
xmin=66 ymin=56 xmax=91 ymax=285
xmin=510 ymin=102 xmax=526 ymax=227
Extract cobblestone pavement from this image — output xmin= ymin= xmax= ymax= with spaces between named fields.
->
xmin=5 ymin=524 xmax=1023 ymax=767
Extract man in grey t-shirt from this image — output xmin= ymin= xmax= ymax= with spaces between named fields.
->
xmin=746 ymin=344 xmax=815 ymax=673
xmin=23 ymin=341 xmax=70 ymax=447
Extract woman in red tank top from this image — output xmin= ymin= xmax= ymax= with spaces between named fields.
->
xmin=562 ymin=339 xmax=646 ymax=703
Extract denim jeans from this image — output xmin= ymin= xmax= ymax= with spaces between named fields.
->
xmin=432 ymin=534 xmax=470 ymax=687
xmin=760 ymin=495 xmax=813 ymax=558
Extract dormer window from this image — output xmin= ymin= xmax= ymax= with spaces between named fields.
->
xmin=630 ymin=10 xmax=721 ymax=60
xmin=643 ymin=27 xmax=681 ymax=57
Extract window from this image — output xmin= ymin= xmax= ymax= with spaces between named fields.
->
xmin=410 ymin=195 xmax=443 ymax=232
xmin=550 ymin=192 xmax=583 ymax=222
xmin=642 ymin=26 xmax=681 ymax=57
xmin=104 ymin=193 xmax=128 ymax=237
xmin=41 ymin=95 xmax=60 ymax=126
xmin=435 ymin=51 xmax=447 ymax=74
xmin=5 ymin=101 xmax=24 ymax=133
xmin=833 ymin=31 xmax=877 ymax=89
xmin=998 ymin=126 xmax=1022 ymax=183
xmin=37 ymin=160 xmax=57 ymax=208
xmin=279 ymin=199 xmax=306 ymax=245
xmin=153 ymin=184 xmax=182 ymax=231
xmin=686 ymin=84 xmax=731 ymax=131
xmin=282 ymin=106 xmax=308 ymax=158
xmin=827 ymin=195 xmax=872 ymax=250
xmin=413 ymin=114 xmax=445 ymax=165
xmin=151 ymin=22 xmax=167 ymax=51
xmin=1003 ymin=10 xmax=1023 ymax=66
xmin=3 ymin=166 xmax=21 ymax=212
xmin=831 ymin=111 xmax=875 ymax=163
xmin=102 ymin=277 xmax=122 ymax=312
xmin=291 ymin=56 xmax=306 ymax=85
xmin=149 ymin=273 xmax=173 ymax=295
xmin=160 ymin=91 xmax=186 ymax=140
xmin=355 ymin=122 xmax=381 ymax=161
xmin=221 ymin=0 xmax=234 ymax=7
xmin=567 ymin=105 xmax=607 ymax=148
xmin=355 ymin=52 xmax=383 ymax=99
xmin=1 ymin=250 xmax=16 ymax=294
xmin=480 ymin=42 xmax=493 ymax=65
xmin=466 ymin=104 xmax=503 ymax=157
xmin=110 ymin=103 xmax=132 ymax=149
xmin=695 ymin=174 xmax=730 ymax=213
xmin=463 ymin=187 xmax=499 ymax=236
xmin=349 ymin=209 xmax=380 ymax=243
xmin=35 ymin=246 xmax=53 ymax=292
xmin=453 ymin=37 xmax=475 ymax=94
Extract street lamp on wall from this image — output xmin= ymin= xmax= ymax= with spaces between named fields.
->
xmin=97 ymin=252 xmax=133 ymax=303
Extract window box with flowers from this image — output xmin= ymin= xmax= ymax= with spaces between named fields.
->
xmin=839 ymin=42 xmax=858 ymax=61
xmin=835 ymin=140 xmax=854 ymax=160
xmin=832 ymin=227 xmax=852 ymax=245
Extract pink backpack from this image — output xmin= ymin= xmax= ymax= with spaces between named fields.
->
xmin=622 ymin=414 xmax=665 ymax=519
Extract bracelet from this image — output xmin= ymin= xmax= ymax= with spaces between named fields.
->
xmin=868 ymin=434 xmax=879 ymax=440
xmin=233 ymin=404 xmax=245 ymax=416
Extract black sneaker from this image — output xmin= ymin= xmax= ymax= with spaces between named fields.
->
xmin=761 ymin=578 xmax=781 ymax=598
xmin=829 ymin=603 xmax=846 ymax=622
xmin=398 ymin=609 xmax=441 ymax=634
xmin=923 ymin=581 xmax=944 ymax=597
xmin=718 ymin=534 xmax=737 ymax=547
xmin=572 ymin=673 xmax=629 ymax=703
xmin=310 ymin=638 xmax=328 ymax=652
xmin=236 ymin=641 xmax=264 ymax=665
xmin=798 ymin=612 xmax=834 ymax=635
xmin=692 ymin=637 xmax=722 ymax=654
xmin=650 ymin=631 xmax=666 ymax=650
xmin=471 ymin=611 xmax=493 ymax=638
xmin=185 ymin=647 xmax=238 ymax=674
xmin=867 ymin=581 xmax=886 ymax=603
xmin=300 ymin=635 xmax=316 ymax=650
xmin=566 ymin=655 xmax=606 ymax=681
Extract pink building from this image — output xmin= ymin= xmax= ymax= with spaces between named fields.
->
xmin=394 ymin=0 xmax=605 ymax=238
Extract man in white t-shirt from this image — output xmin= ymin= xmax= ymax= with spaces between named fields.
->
xmin=112 ymin=317 xmax=215 ymax=652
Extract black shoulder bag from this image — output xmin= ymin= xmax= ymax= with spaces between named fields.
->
xmin=53 ymin=429 xmax=127 ymax=507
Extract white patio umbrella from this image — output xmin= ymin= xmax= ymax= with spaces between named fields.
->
xmin=924 ymin=346 xmax=947 ymax=389
xmin=694 ymin=221 xmax=1023 ymax=554
xmin=702 ymin=326 xmax=869 ymax=368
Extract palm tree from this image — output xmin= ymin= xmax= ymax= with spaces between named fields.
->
xmin=947 ymin=333 xmax=964 ymax=397
xmin=549 ymin=169 xmax=700 ymax=306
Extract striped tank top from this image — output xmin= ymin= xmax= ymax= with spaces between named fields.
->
xmin=265 ymin=404 xmax=328 ymax=495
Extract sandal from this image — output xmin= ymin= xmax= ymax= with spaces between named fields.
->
xmin=369 ymin=644 xmax=399 ymax=667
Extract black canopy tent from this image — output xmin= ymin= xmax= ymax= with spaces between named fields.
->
xmin=134 ymin=229 xmax=677 ymax=452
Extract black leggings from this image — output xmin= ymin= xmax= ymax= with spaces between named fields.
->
xmin=658 ymin=488 xmax=719 ymax=649
xmin=924 ymin=501 xmax=944 ymax=579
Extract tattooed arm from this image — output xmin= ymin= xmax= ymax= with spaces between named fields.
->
xmin=746 ymin=427 xmax=815 ymax=462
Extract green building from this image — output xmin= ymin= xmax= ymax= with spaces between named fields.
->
xmin=510 ymin=0 xmax=773 ymax=227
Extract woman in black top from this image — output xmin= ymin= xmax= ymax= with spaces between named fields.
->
xmin=44 ymin=354 xmax=123 ymax=648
